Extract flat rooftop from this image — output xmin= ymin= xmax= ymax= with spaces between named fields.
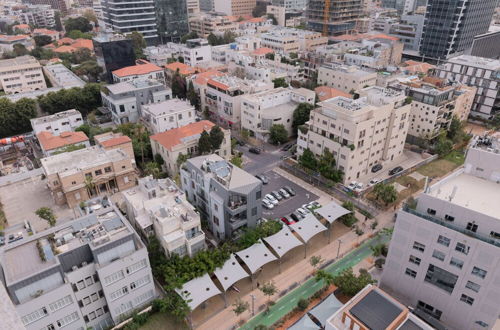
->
xmin=142 ymin=98 xmax=193 ymax=116
xmin=349 ymin=289 xmax=403 ymax=330
xmin=446 ymin=55 xmax=500 ymax=70
xmin=106 ymin=79 xmax=164 ymax=95
xmin=0 ymin=55 xmax=39 ymax=69
xmin=43 ymin=64 xmax=85 ymax=88
xmin=31 ymin=109 xmax=81 ymax=126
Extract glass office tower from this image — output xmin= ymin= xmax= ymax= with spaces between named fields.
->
xmin=155 ymin=0 xmax=189 ymax=43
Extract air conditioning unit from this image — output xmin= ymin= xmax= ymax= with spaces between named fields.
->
xmin=72 ymin=266 xmax=78 ymax=271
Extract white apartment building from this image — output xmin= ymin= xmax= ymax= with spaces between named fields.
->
xmin=434 ymin=55 xmax=500 ymax=119
xmin=31 ymin=109 xmax=84 ymax=136
xmin=151 ymin=120 xmax=231 ymax=176
xmin=43 ymin=64 xmax=86 ymax=89
xmin=260 ymin=27 xmax=328 ymax=54
xmin=214 ymin=0 xmax=256 ymax=16
xmin=380 ymin=135 xmax=500 ymax=330
xmin=0 ymin=56 xmax=46 ymax=94
xmin=111 ymin=61 xmax=165 ymax=84
xmin=241 ymin=87 xmax=315 ymax=141
xmin=271 ymin=0 xmax=307 ymax=11
xmin=205 ymin=75 xmax=273 ymax=128
xmin=188 ymin=70 xmax=225 ymax=115
xmin=189 ymin=14 xmax=239 ymax=38
xmin=186 ymin=0 xmax=200 ymax=18
xmin=141 ymin=98 xmax=197 ymax=134
xmin=123 ymin=176 xmax=206 ymax=257
xmin=297 ymin=86 xmax=411 ymax=184
xmin=0 ymin=201 xmax=155 ymax=330
xmin=317 ymin=63 xmax=377 ymax=93
xmin=168 ymin=38 xmax=212 ymax=67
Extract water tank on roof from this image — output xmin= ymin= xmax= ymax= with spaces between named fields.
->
xmin=230 ymin=43 xmax=237 ymax=50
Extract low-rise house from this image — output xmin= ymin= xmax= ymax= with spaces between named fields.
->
xmin=13 ymin=24 xmax=31 ymax=33
xmin=141 ymin=98 xmax=196 ymax=134
xmin=31 ymin=109 xmax=84 ymax=136
xmin=317 ymin=63 xmax=377 ymax=93
xmin=166 ymin=39 xmax=212 ymax=67
xmin=0 ymin=34 xmax=34 ymax=54
xmin=122 ymin=176 xmax=206 ymax=256
xmin=33 ymin=28 xmax=60 ymax=41
xmin=164 ymin=62 xmax=199 ymax=85
xmin=188 ymin=70 xmax=225 ymax=114
xmin=94 ymin=132 xmax=134 ymax=162
xmin=37 ymin=131 xmax=90 ymax=156
xmin=43 ymin=64 xmax=86 ymax=89
xmin=151 ymin=120 xmax=231 ymax=175
xmin=111 ymin=60 xmax=165 ymax=84
xmin=260 ymin=27 xmax=328 ymax=54
xmin=315 ymin=86 xmax=352 ymax=102
xmin=0 ymin=55 xmax=46 ymax=94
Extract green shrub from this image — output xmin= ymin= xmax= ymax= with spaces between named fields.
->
xmin=297 ymin=298 xmax=309 ymax=311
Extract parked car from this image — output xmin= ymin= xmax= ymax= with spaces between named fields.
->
xmin=279 ymin=188 xmax=290 ymax=198
xmin=371 ymin=164 xmax=383 ymax=173
xmin=389 ymin=166 xmax=403 ymax=176
xmin=249 ymin=147 xmax=261 ymax=154
xmin=308 ymin=201 xmax=320 ymax=209
xmin=281 ymin=144 xmax=290 ymax=151
xmin=256 ymin=174 xmax=269 ymax=184
xmin=354 ymin=182 xmax=364 ymax=192
xmin=283 ymin=186 xmax=296 ymax=196
xmin=265 ymin=194 xmax=278 ymax=205
xmin=347 ymin=181 xmax=358 ymax=191
xmin=369 ymin=178 xmax=380 ymax=186
xmin=280 ymin=216 xmax=295 ymax=225
xmin=262 ymin=199 xmax=274 ymax=209
xmin=271 ymin=191 xmax=283 ymax=201
xmin=290 ymin=212 xmax=304 ymax=222
xmin=236 ymin=139 xmax=245 ymax=146
xmin=297 ymin=207 xmax=309 ymax=216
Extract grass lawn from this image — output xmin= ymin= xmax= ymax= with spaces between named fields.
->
xmin=416 ymin=150 xmax=465 ymax=178
xmin=139 ymin=312 xmax=189 ymax=330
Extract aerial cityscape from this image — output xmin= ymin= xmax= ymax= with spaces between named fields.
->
xmin=0 ymin=0 xmax=499 ymax=329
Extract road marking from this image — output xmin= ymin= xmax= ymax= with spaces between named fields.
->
xmin=278 ymin=306 xmax=285 ymax=310
xmin=290 ymin=298 xmax=296 ymax=302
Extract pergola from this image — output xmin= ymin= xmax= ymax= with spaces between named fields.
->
xmin=308 ymin=293 xmax=344 ymax=327
xmin=315 ymin=201 xmax=351 ymax=243
xmin=235 ymin=239 xmax=277 ymax=288
xmin=289 ymin=213 xmax=327 ymax=257
xmin=263 ymin=225 xmax=304 ymax=272
xmin=175 ymin=273 xmax=222 ymax=310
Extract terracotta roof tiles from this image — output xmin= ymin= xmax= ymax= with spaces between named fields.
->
xmin=151 ymin=120 xmax=215 ymax=151
xmin=37 ymin=131 xmax=89 ymax=151
xmin=113 ymin=62 xmax=163 ymax=77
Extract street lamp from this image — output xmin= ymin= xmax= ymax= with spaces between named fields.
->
xmin=336 ymin=239 xmax=342 ymax=259
xmin=250 ymin=294 xmax=256 ymax=316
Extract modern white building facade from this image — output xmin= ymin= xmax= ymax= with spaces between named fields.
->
xmin=31 ymin=109 xmax=84 ymax=136
xmin=141 ymin=99 xmax=196 ymax=134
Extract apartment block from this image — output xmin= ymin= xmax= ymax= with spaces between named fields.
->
xmin=306 ymin=0 xmax=362 ymax=36
xmin=241 ymin=87 xmax=315 ymax=141
xmin=43 ymin=64 xmax=86 ymax=89
xmin=434 ymin=55 xmax=500 ymax=119
xmin=151 ymin=120 xmax=231 ymax=176
xmin=189 ymin=14 xmax=239 ymax=38
xmin=380 ymin=135 xmax=500 ymax=330
xmin=101 ymin=80 xmax=172 ymax=125
xmin=19 ymin=5 xmax=56 ymax=29
xmin=317 ymin=63 xmax=377 ymax=94
xmin=141 ymin=98 xmax=196 ymax=134
xmin=180 ymin=154 xmax=262 ymax=240
xmin=37 ymin=131 xmax=90 ymax=157
xmin=31 ymin=109 xmax=84 ymax=136
xmin=189 ymin=70 xmax=225 ymax=115
xmin=214 ymin=0 xmax=256 ymax=16
xmin=387 ymin=14 xmax=425 ymax=52
xmin=168 ymin=38 xmax=212 ymax=67
xmin=260 ymin=27 xmax=328 ymax=54
xmin=205 ymin=75 xmax=273 ymax=128
xmin=335 ymin=38 xmax=404 ymax=69
xmin=41 ymin=146 xmax=138 ymax=208
xmin=271 ymin=0 xmax=307 ymax=11
xmin=297 ymin=86 xmax=411 ymax=184
xmin=112 ymin=60 xmax=165 ymax=84
xmin=94 ymin=132 xmax=135 ymax=163
xmin=0 ymin=56 xmax=46 ymax=94
xmin=123 ymin=176 xmax=206 ymax=256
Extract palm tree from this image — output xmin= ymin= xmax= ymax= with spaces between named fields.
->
xmin=84 ymin=176 xmax=95 ymax=197
xmin=315 ymin=270 xmax=334 ymax=289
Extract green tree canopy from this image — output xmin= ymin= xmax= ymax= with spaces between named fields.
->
xmin=0 ymin=98 xmax=37 ymax=138
xmin=272 ymin=77 xmax=289 ymax=88
xmin=373 ymin=183 xmax=398 ymax=206
xmin=209 ymin=125 xmax=225 ymax=150
xmin=171 ymin=70 xmax=187 ymax=99
xmin=269 ymin=124 xmax=288 ymax=145
xmin=198 ymin=131 xmax=212 ymax=155
xmin=37 ymin=83 xmax=102 ymax=116
xmin=259 ymin=281 xmax=277 ymax=303
xmin=66 ymin=30 xmax=93 ymax=40
xmin=252 ymin=2 xmax=267 ymax=17
xmin=318 ymin=150 xmax=343 ymax=182
xmin=144 ymin=161 xmax=162 ymax=179
xmin=181 ymin=31 xmax=198 ymax=44
xmin=64 ymin=17 xmax=93 ymax=33
xmin=333 ymin=267 xmax=375 ymax=297
xmin=34 ymin=35 xmax=53 ymax=47
xmin=73 ymin=60 xmax=102 ymax=82
xmin=71 ymin=48 xmax=93 ymax=64
xmin=13 ymin=43 xmax=29 ymax=56
xmin=298 ymin=148 xmax=318 ymax=171
xmin=35 ymin=207 xmax=57 ymax=227
xmin=126 ymin=31 xmax=147 ymax=59
xmin=292 ymin=102 xmax=314 ymax=132
xmin=339 ymin=201 xmax=357 ymax=227
xmin=315 ymin=269 xmax=335 ymax=289
xmin=186 ymin=81 xmax=200 ymax=110
xmin=232 ymin=299 xmax=249 ymax=320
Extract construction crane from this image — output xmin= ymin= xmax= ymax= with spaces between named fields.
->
xmin=323 ymin=0 xmax=331 ymax=36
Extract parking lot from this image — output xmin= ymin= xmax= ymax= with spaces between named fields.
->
xmin=259 ymin=170 xmax=319 ymax=219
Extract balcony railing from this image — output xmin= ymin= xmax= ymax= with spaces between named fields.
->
xmin=402 ymin=204 xmax=500 ymax=248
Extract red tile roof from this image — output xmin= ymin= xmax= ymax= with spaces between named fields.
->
xmin=33 ymin=28 xmax=59 ymax=35
xmin=151 ymin=120 xmax=215 ymax=151
xmin=207 ymin=78 xmax=229 ymax=91
xmin=58 ymin=37 xmax=74 ymax=45
xmin=315 ymin=86 xmax=351 ymax=101
xmin=0 ymin=34 xmax=29 ymax=42
xmin=113 ymin=61 xmax=163 ymax=77
xmin=99 ymin=135 xmax=131 ymax=148
xmin=193 ymin=70 xmax=224 ymax=85
xmin=165 ymin=62 xmax=197 ymax=75
xmin=13 ymin=24 xmax=30 ymax=31
xmin=54 ymin=45 xmax=76 ymax=53
xmin=401 ymin=60 xmax=435 ymax=74
xmin=37 ymin=131 xmax=89 ymax=151
xmin=252 ymin=47 xmax=274 ymax=56
xmin=72 ymin=38 xmax=93 ymax=50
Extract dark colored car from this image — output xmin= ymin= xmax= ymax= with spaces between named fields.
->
xmin=371 ymin=164 xmax=383 ymax=173
xmin=290 ymin=212 xmax=304 ymax=222
xmin=249 ymin=147 xmax=261 ymax=154
xmin=280 ymin=216 xmax=296 ymax=225
xmin=271 ymin=191 xmax=283 ymax=201
xmin=283 ymin=185 xmax=296 ymax=196
xmin=389 ymin=166 xmax=403 ymax=176
xmin=281 ymin=144 xmax=293 ymax=151
xmin=236 ymin=139 xmax=245 ymax=146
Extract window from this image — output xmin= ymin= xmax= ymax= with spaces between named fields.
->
xmin=95 ymin=169 xmax=102 ymax=176
xmin=465 ymin=281 xmax=480 ymax=293
xmin=409 ymin=255 xmax=421 ymax=265
xmin=475 ymin=321 xmax=489 ymax=328
xmin=104 ymin=270 xmax=125 ymax=286
xmin=455 ymin=242 xmax=469 ymax=255
xmin=449 ymin=257 xmax=464 ymax=269
xmin=466 ymin=222 xmax=478 ymax=232
xmin=85 ymin=276 xmax=93 ymax=286
xmin=437 ymin=235 xmax=450 ymax=247
xmin=98 ymin=290 xmax=104 ymax=298
xmin=413 ymin=241 xmax=425 ymax=252
xmin=130 ymin=275 xmax=150 ymax=291
xmin=251 ymin=207 xmax=257 ymax=216
xmin=83 ymin=296 xmax=91 ymax=305
xmin=49 ymin=295 xmax=73 ymax=313
xmin=432 ymin=250 xmax=445 ymax=261
xmin=427 ymin=208 xmax=436 ymax=215
xmin=85 ymin=172 xmax=92 ymax=179
xmin=77 ymin=280 xmax=85 ymax=290
xmin=110 ymin=286 xmax=129 ymax=301
xmin=21 ymin=307 xmax=48 ymax=325
xmin=104 ymin=166 xmax=112 ymax=173
xmin=91 ymin=293 xmax=98 ymax=301
xmin=405 ymin=268 xmax=417 ymax=278
xmin=125 ymin=259 xmax=147 ymax=275
xmin=460 ymin=294 xmax=474 ymax=305
xmin=56 ymin=312 xmax=79 ymax=328
xmin=417 ymin=301 xmax=442 ymax=320
xmin=472 ymin=267 xmax=487 ymax=279
xmin=444 ymin=214 xmax=454 ymax=221
xmin=425 ymin=264 xmax=458 ymax=293
xmin=97 ymin=308 xmax=104 ymax=317
xmin=256 ymin=190 xmax=261 ymax=199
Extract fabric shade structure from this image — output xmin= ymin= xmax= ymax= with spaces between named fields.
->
xmin=213 ymin=254 xmax=250 ymax=291
xmin=287 ymin=314 xmax=320 ymax=330
xmin=315 ymin=201 xmax=351 ymax=224
xmin=235 ymin=239 xmax=278 ymax=274
xmin=308 ymin=293 xmax=344 ymax=327
xmin=263 ymin=225 xmax=303 ymax=257
xmin=175 ymin=273 xmax=222 ymax=310
xmin=289 ymin=213 xmax=327 ymax=243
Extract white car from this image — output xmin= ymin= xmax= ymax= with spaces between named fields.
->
xmin=262 ymin=199 xmax=274 ymax=209
xmin=347 ymin=181 xmax=358 ymax=191
xmin=265 ymin=194 xmax=278 ymax=205
xmin=354 ymin=182 xmax=364 ymax=191
xmin=369 ymin=178 xmax=380 ymax=186
xmin=279 ymin=188 xmax=290 ymax=198
xmin=297 ymin=207 xmax=309 ymax=216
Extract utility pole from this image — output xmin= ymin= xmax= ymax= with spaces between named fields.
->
xmin=336 ymin=239 xmax=342 ymax=258
xmin=250 ymin=294 xmax=256 ymax=316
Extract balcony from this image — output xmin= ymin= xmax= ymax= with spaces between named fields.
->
xmin=229 ymin=217 xmax=247 ymax=230
xmin=402 ymin=204 xmax=500 ymax=248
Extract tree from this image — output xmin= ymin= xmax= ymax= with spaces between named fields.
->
xmin=35 ymin=207 xmax=57 ymax=227
xmin=181 ymin=31 xmax=198 ymax=44
xmin=37 ymin=83 xmax=102 ymax=116
xmin=267 ymin=14 xmax=278 ymax=25
xmin=371 ymin=243 xmax=388 ymax=257
xmin=155 ymin=293 xmax=191 ymax=320
xmin=0 ymin=98 xmax=37 ymax=138
xmin=252 ymin=2 xmax=267 ymax=17
xmin=73 ymin=60 xmax=102 ymax=82
xmin=144 ymin=161 xmax=161 ymax=179
xmin=154 ymin=153 xmax=164 ymax=166
xmin=318 ymin=150 xmax=343 ymax=182
xmin=297 ymin=298 xmax=309 ymax=311
xmin=447 ymin=116 xmax=464 ymax=143
xmin=434 ymin=133 xmax=453 ymax=156
xmin=177 ymin=153 xmax=189 ymax=167
xmin=30 ymin=47 xmax=55 ymax=60
xmin=186 ymin=81 xmax=200 ymax=110
xmin=54 ymin=11 xmax=63 ymax=31
xmin=209 ymin=125 xmax=225 ymax=150
xmin=292 ymin=103 xmax=314 ymax=132
xmin=232 ymin=299 xmax=249 ymax=322
xmin=198 ymin=131 xmax=212 ymax=155
xmin=127 ymin=31 xmax=147 ymax=60
xmin=82 ymin=9 xmax=98 ymax=24
xmin=333 ymin=268 xmax=375 ymax=297
xmin=222 ymin=31 xmax=236 ymax=44
xmin=64 ymin=17 xmax=93 ymax=33
xmin=315 ymin=269 xmax=335 ymax=289
xmin=272 ymin=77 xmax=288 ymax=88
xmin=171 ymin=70 xmax=187 ymax=99
xmin=71 ymin=48 xmax=93 ymax=64
xmin=66 ymin=30 xmax=93 ymax=40
xmin=207 ymin=33 xmax=219 ymax=46
xmin=309 ymin=255 xmax=324 ymax=272
xmin=13 ymin=43 xmax=29 ymax=56
xmin=339 ymin=201 xmax=357 ymax=227
xmin=230 ymin=155 xmax=243 ymax=168
xmin=298 ymin=148 xmax=318 ymax=170
xmin=259 ymin=281 xmax=278 ymax=304
xmin=373 ymin=183 xmax=398 ymax=206
xmin=269 ymin=124 xmax=288 ymax=145
xmin=114 ymin=123 xmax=151 ymax=165
xmin=34 ymin=35 xmax=53 ymax=47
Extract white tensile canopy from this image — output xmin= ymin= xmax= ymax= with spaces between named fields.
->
xmin=289 ymin=213 xmax=327 ymax=243
xmin=175 ymin=273 xmax=222 ymax=310
xmin=235 ymin=239 xmax=278 ymax=274
xmin=308 ymin=293 xmax=344 ymax=327
xmin=315 ymin=201 xmax=351 ymax=224
xmin=213 ymin=254 xmax=250 ymax=291
xmin=263 ymin=225 xmax=304 ymax=258
xmin=288 ymin=314 xmax=320 ymax=330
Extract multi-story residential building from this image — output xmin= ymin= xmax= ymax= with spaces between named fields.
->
xmin=0 ymin=202 xmax=155 ymax=330
xmin=214 ymin=0 xmax=256 ymax=16
xmin=189 ymin=14 xmax=239 ymax=38
xmin=25 ymin=0 xmax=67 ymax=15
xmin=93 ymin=34 xmax=136 ymax=83
xmin=164 ymin=62 xmax=199 ymax=84
xmin=168 ymin=38 xmax=212 ymax=67
xmin=199 ymin=0 xmax=213 ymax=11
xmin=241 ymin=87 xmax=315 ymax=141
xmin=181 ymin=154 xmax=263 ymax=240
xmin=434 ymin=55 xmax=500 ymax=119
xmin=41 ymin=145 xmax=137 ymax=208
xmin=101 ymin=80 xmax=172 ymax=125
xmin=0 ymin=56 xmax=46 ymax=94
xmin=111 ymin=60 xmax=165 ymax=84
xmin=141 ymin=98 xmax=196 ymax=134
xmin=381 ymin=0 xmax=417 ymax=15
xmin=271 ymin=0 xmax=307 ymax=11
xmin=151 ymin=120 xmax=231 ymax=176
xmin=467 ymin=27 xmax=500 ymax=60
xmin=143 ymin=45 xmax=180 ymax=66
xmin=380 ymin=135 xmax=500 ymax=330
xmin=155 ymin=0 xmax=189 ymax=43
xmin=306 ymin=0 xmax=362 ymax=36
xmin=43 ymin=64 xmax=86 ymax=89
xmin=390 ymin=77 xmax=476 ymax=142
xmin=419 ymin=0 xmax=498 ymax=60
xmin=260 ymin=27 xmax=328 ymax=54
xmin=31 ymin=109 xmax=84 ymax=136
xmin=317 ymin=63 xmax=377 ymax=94
xmin=37 ymin=131 xmax=90 ymax=156
xmin=297 ymin=86 xmax=411 ymax=184
xmin=387 ymin=14 xmax=424 ymax=52
xmin=0 ymin=34 xmax=34 ymax=54
xmin=123 ymin=176 xmax=206 ymax=256
xmin=205 ymin=75 xmax=273 ymax=128
xmin=186 ymin=0 xmax=200 ymax=18
xmin=19 ymin=5 xmax=56 ymax=29
xmin=189 ymin=70 xmax=225 ymax=115
xmin=266 ymin=6 xmax=304 ymax=28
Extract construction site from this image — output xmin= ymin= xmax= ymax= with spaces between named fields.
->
xmin=306 ymin=0 xmax=363 ymax=36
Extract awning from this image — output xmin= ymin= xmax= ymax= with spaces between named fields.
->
xmin=263 ymin=225 xmax=304 ymax=258
xmin=308 ymin=293 xmax=344 ymax=327
xmin=315 ymin=201 xmax=351 ymax=224
xmin=175 ymin=273 xmax=222 ymax=310
xmin=213 ymin=254 xmax=250 ymax=291
xmin=287 ymin=315 xmax=320 ymax=330
xmin=235 ymin=239 xmax=278 ymax=274
xmin=289 ymin=214 xmax=327 ymax=243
